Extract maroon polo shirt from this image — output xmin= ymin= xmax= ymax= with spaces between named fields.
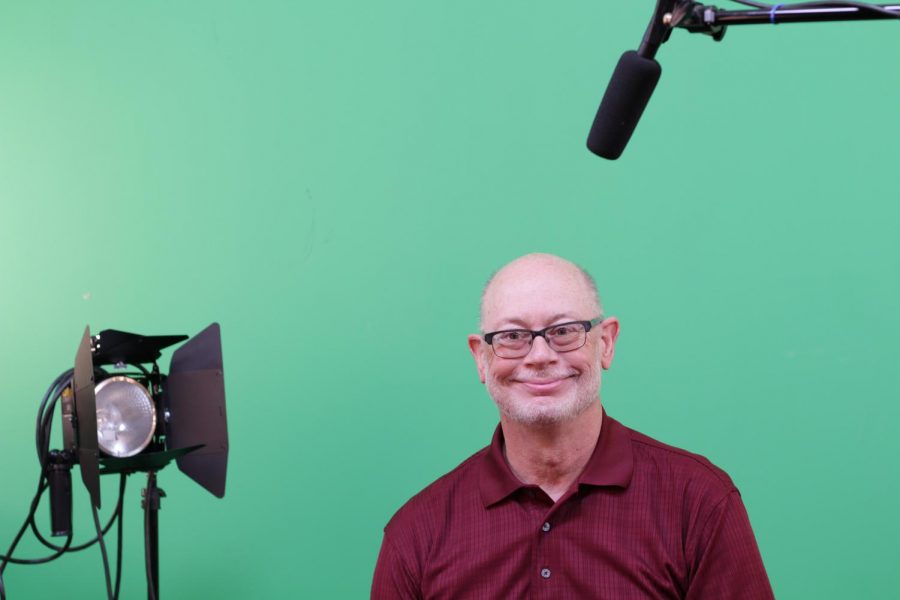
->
xmin=372 ymin=411 xmax=774 ymax=599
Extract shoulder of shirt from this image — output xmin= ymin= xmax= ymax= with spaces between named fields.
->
xmin=383 ymin=445 xmax=487 ymax=535
xmin=623 ymin=422 xmax=737 ymax=494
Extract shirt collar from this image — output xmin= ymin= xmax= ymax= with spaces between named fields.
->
xmin=479 ymin=409 xmax=634 ymax=507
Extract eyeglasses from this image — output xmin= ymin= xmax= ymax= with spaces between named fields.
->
xmin=482 ymin=318 xmax=603 ymax=359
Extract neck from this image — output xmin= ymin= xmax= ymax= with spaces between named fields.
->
xmin=500 ymin=401 xmax=603 ymax=502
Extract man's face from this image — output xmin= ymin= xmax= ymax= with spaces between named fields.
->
xmin=468 ymin=257 xmax=619 ymax=426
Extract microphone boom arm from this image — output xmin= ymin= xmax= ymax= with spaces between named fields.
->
xmin=677 ymin=2 xmax=900 ymax=38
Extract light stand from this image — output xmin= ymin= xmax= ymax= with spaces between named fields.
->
xmin=142 ymin=472 xmax=164 ymax=600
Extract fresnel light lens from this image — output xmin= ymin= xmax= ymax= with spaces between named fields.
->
xmin=94 ymin=376 xmax=157 ymax=458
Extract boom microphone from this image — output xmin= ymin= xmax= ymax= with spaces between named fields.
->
xmin=586 ymin=50 xmax=662 ymax=160
xmin=586 ymin=1 xmax=898 ymax=159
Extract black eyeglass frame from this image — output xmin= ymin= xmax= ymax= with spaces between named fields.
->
xmin=482 ymin=317 xmax=604 ymax=357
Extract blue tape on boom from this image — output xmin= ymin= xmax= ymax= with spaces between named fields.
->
xmin=770 ymin=3 xmax=785 ymax=24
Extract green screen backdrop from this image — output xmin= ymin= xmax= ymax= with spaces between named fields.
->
xmin=1 ymin=1 xmax=898 ymax=597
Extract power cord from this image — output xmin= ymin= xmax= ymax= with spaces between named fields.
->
xmin=1 ymin=372 xmax=127 ymax=599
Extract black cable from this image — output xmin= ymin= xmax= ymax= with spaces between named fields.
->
xmin=1 ymin=501 xmax=74 ymax=564
xmin=91 ymin=503 xmax=114 ymax=600
xmin=0 ymin=533 xmax=73 ymax=565
xmin=0 ymin=372 xmax=74 ymax=598
xmin=1 ymin=370 xmax=127 ymax=599
xmin=36 ymin=379 xmax=70 ymax=476
xmin=35 ymin=372 xmax=72 ymax=468
xmin=2 ymin=366 xmax=135 ymax=596
xmin=28 ymin=476 xmax=125 ymax=554
xmin=0 ymin=474 xmax=52 ymax=579
xmin=128 ymin=363 xmax=152 ymax=378
xmin=37 ymin=398 xmax=58 ymax=469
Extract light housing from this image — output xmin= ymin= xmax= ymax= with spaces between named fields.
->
xmin=68 ymin=323 xmax=229 ymax=507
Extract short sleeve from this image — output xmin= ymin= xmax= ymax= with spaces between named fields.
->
xmin=685 ymin=491 xmax=775 ymax=600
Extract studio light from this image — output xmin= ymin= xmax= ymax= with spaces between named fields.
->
xmin=0 ymin=323 xmax=229 ymax=600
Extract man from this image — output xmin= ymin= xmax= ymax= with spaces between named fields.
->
xmin=372 ymin=253 xmax=773 ymax=599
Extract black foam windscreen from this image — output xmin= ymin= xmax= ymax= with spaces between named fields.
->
xmin=587 ymin=50 xmax=662 ymax=160
xmin=166 ymin=323 xmax=228 ymax=498
xmin=73 ymin=326 xmax=101 ymax=508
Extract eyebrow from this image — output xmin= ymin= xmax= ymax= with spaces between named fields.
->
xmin=493 ymin=313 xmax=577 ymax=330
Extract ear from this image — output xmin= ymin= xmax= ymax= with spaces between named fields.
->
xmin=467 ymin=334 xmax=487 ymax=383
xmin=597 ymin=317 xmax=620 ymax=370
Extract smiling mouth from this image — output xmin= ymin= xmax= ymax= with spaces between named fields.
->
xmin=515 ymin=375 xmax=575 ymax=393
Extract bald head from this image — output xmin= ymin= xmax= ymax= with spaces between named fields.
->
xmin=479 ymin=254 xmax=602 ymax=330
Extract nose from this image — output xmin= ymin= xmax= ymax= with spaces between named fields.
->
xmin=523 ymin=335 xmax=558 ymax=366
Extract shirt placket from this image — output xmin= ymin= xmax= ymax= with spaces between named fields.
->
xmin=527 ymin=488 xmax=573 ymax=599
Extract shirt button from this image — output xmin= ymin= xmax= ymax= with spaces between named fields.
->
xmin=542 ymin=522 xmax=551 ymax=532
xmin=540 ymin=568 xmax=551 ymax=579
